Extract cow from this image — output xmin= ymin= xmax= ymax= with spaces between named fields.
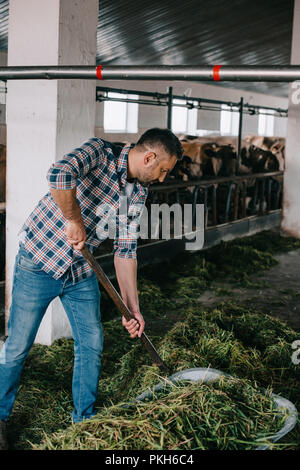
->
xmin=177 ymin=141 xmax=236 ymax=179
xmin=169 ymin=155 xmax=193 ymax=181
xmin=240 ymin=144 xmax=283 ymax=214
xmin=176 ymin=136 xmax=284 ymax=222
xmin=241 ymin=145 xmax=280 ymax=173
xmin=172 ymin=140 xmax=239 ymax=224
xmin=243 ymin=136 xmax=285 ymax=171
xmin=178 ymin=140 xmax=251 ymax=179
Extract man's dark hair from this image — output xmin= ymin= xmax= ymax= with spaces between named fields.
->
xmin=137 ymin=128 xmax=183 ymax=161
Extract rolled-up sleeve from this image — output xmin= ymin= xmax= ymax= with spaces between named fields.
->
xmin=47 ymin=139 xmax=105 ymax=190
xmin=113 ymin=206 xmax=144 ymax=260
xmin=113 ymin=217 xmax=138 ymax=259
xmin=113 ymin=241 xmax=137 ymax=260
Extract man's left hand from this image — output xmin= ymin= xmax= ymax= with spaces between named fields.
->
xmin=122 ymin=311 xmax=145 ymax=338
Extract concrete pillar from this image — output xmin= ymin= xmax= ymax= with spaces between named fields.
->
xmin=282 ymin=0 xmax=300 ymax=237
xmin=0 ymin=52 xmax=7 ymax=145
xmin=6 ymin=0 xmax=98 ymax=344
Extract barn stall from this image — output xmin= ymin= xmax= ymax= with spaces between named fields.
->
xmin=91 ymin=86 xmax=287 ymax=275
xmin=0 ymin=0 xmax=299 ymax=454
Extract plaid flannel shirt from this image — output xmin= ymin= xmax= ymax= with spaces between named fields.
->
xmin=18 ymin=138 xmax=148 ymax=284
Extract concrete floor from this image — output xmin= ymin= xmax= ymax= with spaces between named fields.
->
xmin=193 ymin=250 xmax=300 ymax=332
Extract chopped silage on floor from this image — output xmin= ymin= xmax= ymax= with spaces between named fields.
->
xmin=6 ymin=230 xmax=300 ymax=449
xmin=29 ymin=301 xmax=300 ymax=450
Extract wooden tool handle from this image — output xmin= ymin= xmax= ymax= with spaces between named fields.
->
xmin=80 ymin=245 xmax=169 ymax=374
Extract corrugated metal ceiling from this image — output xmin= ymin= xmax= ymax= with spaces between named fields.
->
xmin=0 ymin=0 xmax=295 ymax=97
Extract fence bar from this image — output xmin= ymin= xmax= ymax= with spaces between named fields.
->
xmin=96 ymin=86 xmax=166 ymax=99
xmin=242 ymin=181 xmax=247 ymax=218
xmin=167 ymin=86 xmax=173 ymax=129
xmin=259 ymin=179 xmax=266 ymax=216
xmin=233 ymin=183 xmax=240 ymax=220
xmin=204 ymin=188 xmax=208 ymax=228
xmin=225 ymin=183 xmax=233 ymax=223
xmin=150 ymin=171 xmax=283 ymax=192
xmin=237 ymin=97 xmax=244 ymax=169
xmin=212 ymin=185 xmax=217 ymax=226
xmin=0 ymin=65 xmax=300 ymax=81
xmin=266 ymin=178 xmax=272 ymax=212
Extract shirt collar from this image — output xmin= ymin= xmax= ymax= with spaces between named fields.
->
xmin=116 ymin=143 xmax=132 ymax=188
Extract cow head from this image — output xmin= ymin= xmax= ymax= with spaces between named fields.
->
xmin=169 ymin=155 xmax=193 ymax=180
xmin=216 ymin=145 xmax=238 ymax=177
xmin=201 ymin=144 xmax=222 ymax=177
xmin=246 ymin=145 xmax=280 ymax=173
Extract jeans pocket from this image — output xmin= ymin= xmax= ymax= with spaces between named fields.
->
xmin=17 ymin=251 xmax=43 ymax=273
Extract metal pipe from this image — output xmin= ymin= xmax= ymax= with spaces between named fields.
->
xmin=237 ymin=97 xmax=244 ymax=169
xmin=97 ymin=96 xmax=287 ymax=117
xmin=233 ymin=183 xmax=240 ymax=220
xmin=243 ymin=102 xmax=287 ymax=114
xmin=212 ymin=185 xmax=217 ymax=226
xmin=96 ymin=86 xmax=166 ymax=99
xmin=224 ymin=183 xmax=233 ymax=223
xmin=1 ymin=65 xmax=300 ymax=81
xmin=96 ymin=85 xmax=287 ymax=116
xmin=97 ymin=85 xmax=287 ymax=113
xmin=150 ymin=171 xmax=283 ymax=192
xmin=167 ymin=86 xmax=173 ymax=129
xmin=97 ymin=94 xmax=287 ymax=117
xmin=97 ymin=96 xmax=168 ymax=107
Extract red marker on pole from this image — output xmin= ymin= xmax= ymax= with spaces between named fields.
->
xmin=213 ymin=65 xmax=222 ymax=81
xmin=96 ymin=65 xmax=103 ymax=80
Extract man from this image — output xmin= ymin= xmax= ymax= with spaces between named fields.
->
xmin=0 ymin=127 xmax=183 ymax=449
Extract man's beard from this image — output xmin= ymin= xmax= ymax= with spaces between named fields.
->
xmin=136 ymin=164 xmax=158 ymax=187
xmin=138 ymin=179 xmax=152 ymax=188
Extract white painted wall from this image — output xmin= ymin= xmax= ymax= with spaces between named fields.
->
xmin=0 ymin=51 xmax=7 ymax=142
xmin=6 ymin=0 xmax=98 ymax=345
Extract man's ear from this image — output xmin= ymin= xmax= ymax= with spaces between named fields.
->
xmin=144 ymin=152 xmax=156 ymax=166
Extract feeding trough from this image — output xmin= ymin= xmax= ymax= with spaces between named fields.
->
xmin=134 ymin=367 xmax=298 ymax=450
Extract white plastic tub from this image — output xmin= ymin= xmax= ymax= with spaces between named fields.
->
xmin=134 ymin=367 xmax=298 ymax=450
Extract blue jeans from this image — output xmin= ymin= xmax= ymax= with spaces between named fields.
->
xmin=0 ymin=244 xmax=103 ymax=423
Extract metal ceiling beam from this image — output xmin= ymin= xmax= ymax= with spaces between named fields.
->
xmin=0 ymin=65 xmax=300 ymax=81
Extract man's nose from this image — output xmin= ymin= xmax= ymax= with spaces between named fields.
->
xmin=158 ymin=173 xmax=167 ymax=183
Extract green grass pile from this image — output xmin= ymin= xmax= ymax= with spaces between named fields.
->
xmin=26 ymin=301 xmax=300 ymax=451
xmin=37 ymin=378 xmax=286 ymax=451
xmin=6 ymin=230 xmax=300 ymax=450
xmin=96 ymin=303 xmax=300 ymax=407
xmin=138 ymin=230 xmax=300 ymax=296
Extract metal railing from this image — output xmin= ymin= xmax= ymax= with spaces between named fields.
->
xmin=96 ymin=85 xmax=287 ymax=168
xmin=147 ymin=171 xmax=283 ymax=231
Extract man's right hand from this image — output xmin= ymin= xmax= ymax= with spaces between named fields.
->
xmin=65 ymin=219 xmax=87 ymax=250
xmin=50 ymin=188 xmax=87 ymax=250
